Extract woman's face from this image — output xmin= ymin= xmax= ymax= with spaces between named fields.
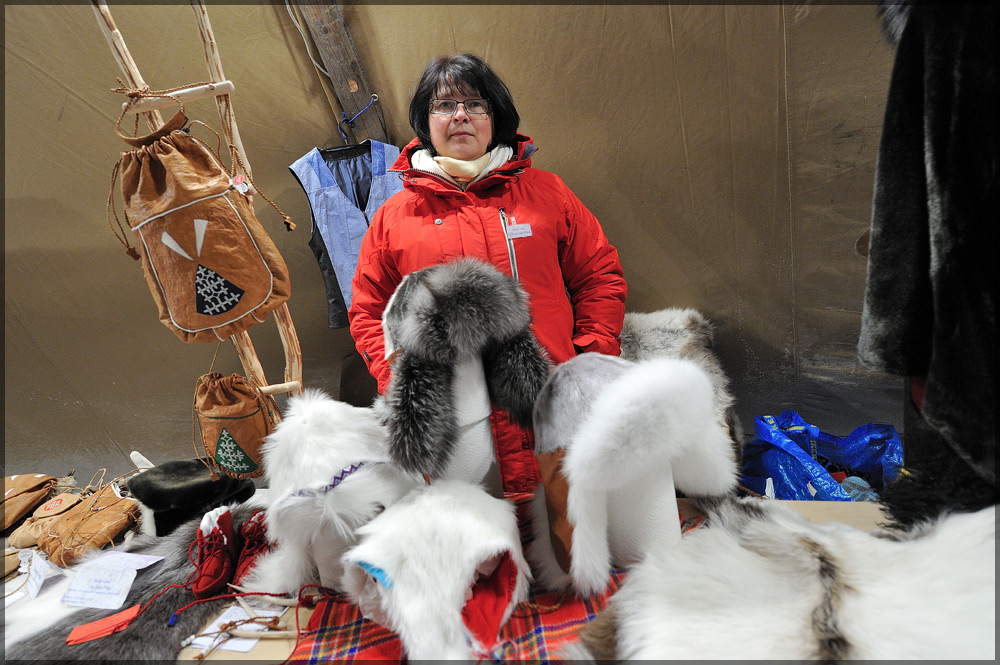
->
xmin=428 ymin=86 xmax=493 ymax=161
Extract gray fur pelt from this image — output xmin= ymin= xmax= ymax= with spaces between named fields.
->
xmin=5 ymin=502 xmax=260 ymax=662
xmin=567 ymin=496 xmax=996 ymax=660
xmin=620 ymin=308 xmax=743 ymax=462
xmin=380 ymin=258 xmax=551 ymax=478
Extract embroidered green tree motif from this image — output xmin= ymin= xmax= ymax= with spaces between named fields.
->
xmin=214 ymin=428 xmax=258 ymax=475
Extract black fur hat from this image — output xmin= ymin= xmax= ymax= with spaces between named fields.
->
xmin=380 ymin=259 xmax=552 ymax=478
xmin=128 ymin=459 xmax=255 ymax=536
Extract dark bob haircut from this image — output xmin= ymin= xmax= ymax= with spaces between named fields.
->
xmin=408 ymin=53 xmax=520 ymax=155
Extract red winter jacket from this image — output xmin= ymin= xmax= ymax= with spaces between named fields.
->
xmin=349 ymin=135 xmax=627 ymax=493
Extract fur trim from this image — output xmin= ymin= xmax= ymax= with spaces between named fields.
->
xmin=241 ymin=389 xmax=422 ymax=594
xmin=529 ymin=355 xmax=738 ymax=596
xmin=877 ymin=1 xmax=912 ymax=46
xmin=341 ymin=480 xmax=531 ymax=660
xmin=573 ymin=498 xmax=996 ymax=660
xmin=382 ymin=259 xmax=551 ymax=478
xmin=382 ymin=355 xmax=457 ymax=478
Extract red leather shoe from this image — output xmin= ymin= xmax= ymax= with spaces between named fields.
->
xmin=191 ymin=506 xmax=238 ymax=599
xmin=233 ymin=509 xmax=269 ymax=585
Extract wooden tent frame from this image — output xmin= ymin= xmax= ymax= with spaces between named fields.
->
xmin=92 ymin=0 xmax=303 ymax=403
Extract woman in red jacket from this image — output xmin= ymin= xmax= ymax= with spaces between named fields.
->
xmin=350 ymin=53 xmax=627 ymax=494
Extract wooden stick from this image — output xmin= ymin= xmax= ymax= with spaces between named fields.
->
xmin=227 ymin=629 xmax=299 ymax=639
xmin=120 ymin=80 xmax=235 ymax=114
xmin=91 ymin=1 xmax=163 ymax=131
xmin=189 ymin=0 xmax=252 ymax=182
xmin=229 ymin=330 xmax=268 ymax=390
xmin=95 ymin=1 xmax=304 ymax=406
xmin=272 ymin=304 xmax=304 ymax=397
xmin=189 ymin=1 xmax=304 ymax=399
xmin=258 ymin=380 xmax=302 ymax=396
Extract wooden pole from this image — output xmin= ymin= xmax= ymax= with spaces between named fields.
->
xmin=189 ymin=0 xmax=303 ymax=398
xmin=189 ymin=0 xmax=253 ymax=182
xmin=93 ymin=1 xmax=303 ymax=400
xmin=293 ymin=1 xmax=389 ymax=144
xmin=119 ymin=80 xmax=235 ymax=114
xmin=91 ymin=1 xmax=164 ymax=131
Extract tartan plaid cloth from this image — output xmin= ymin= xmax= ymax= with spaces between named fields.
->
xmin=289 ymin=569 xmax=625 ymax=662
xmin=287 ymin=494 xmax=705 ymax=662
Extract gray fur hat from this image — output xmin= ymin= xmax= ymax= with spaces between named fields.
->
xmin=380 ymin=259 xmax=552 ymax=478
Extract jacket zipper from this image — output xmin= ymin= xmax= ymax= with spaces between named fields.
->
xmin=499 ymin=207 xmax=519 ymax=282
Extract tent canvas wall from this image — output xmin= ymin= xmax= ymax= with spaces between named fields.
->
xmin=4 ymin=4 xmax=899 ymax=481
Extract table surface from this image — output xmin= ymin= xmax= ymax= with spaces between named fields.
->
xmin=176 ymin=497 xmax=888 ymax=661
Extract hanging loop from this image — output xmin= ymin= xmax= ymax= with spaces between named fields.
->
xmin=337 ymin=94 xmax=379 ymax=143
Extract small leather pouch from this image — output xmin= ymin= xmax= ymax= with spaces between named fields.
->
xmin=4 ymin=549 xmax=22 ymax=581
xmin=195 ymin=373 xmax=276 ymax=479
xmin=3 ymin=474 xmax=57 ymax=530
xmin=36 ymin=485 xmax=139 ymax=567
xmin=8 ymin=493 xmax=83 ymax=549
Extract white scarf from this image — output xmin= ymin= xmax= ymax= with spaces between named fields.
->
xmin=411 ymin=145 xmax=514 ymax=189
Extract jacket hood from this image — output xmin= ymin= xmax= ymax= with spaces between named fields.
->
xmin=391 ymin=134 xmax=537 ymax=188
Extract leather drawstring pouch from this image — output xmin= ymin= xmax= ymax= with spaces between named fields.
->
xmin=36 ymin=483 xmax=140 ymax=567
xmin=3 ymin=474 xmax=57 ymax=530
xmin=107 ymin=94 xmax=293 ymax=344
xmin=4 ymin=549 xmax=21 ymax=581
xmin=194 ymin=372 xmax=277 ymax=480
xmin=8 ymin=493 xmax=83 ymax=549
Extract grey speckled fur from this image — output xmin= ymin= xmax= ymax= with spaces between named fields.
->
xmin=6 ymin=502 xmax=259 ymax=662
xmin=381 ymin=259 xmax=551 ymax=478
xmin=620 ymin=308 xmax=743 ymax=462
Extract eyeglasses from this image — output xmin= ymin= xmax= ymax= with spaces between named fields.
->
xmin=429 ymin=98 xmax=491 ymax=115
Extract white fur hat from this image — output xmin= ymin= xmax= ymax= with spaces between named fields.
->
xmin=340 ymin=480 xmax=531 ymax=660
xmin=529 ymin=354 xmax=739 ymax=596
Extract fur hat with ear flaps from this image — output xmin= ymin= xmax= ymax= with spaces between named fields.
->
xmin=380 ymin=259 xmax=552 ymax=480
xmin=530 ymin=354 xmax=739 ymax=596
xmin=341 ymin=480 xmax=532 ymax=660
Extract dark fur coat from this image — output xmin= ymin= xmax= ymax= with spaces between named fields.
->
xmin=859 ymin=3 xmax=997 ymax=525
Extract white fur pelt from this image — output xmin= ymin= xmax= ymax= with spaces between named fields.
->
xmin=341 ymin=480 xmax=531 ymax=660
xmin=241 ymin=389 xmax=422 ymax=594
xmin=529 ymin=354 xmax=738 ymax=596
xmin=620 ymin=308 xmax=744 ymax=460
xmin=378 ymin=259 xmax=552 ymax=483
xmin=566 ymin=498 xmax=996 ymax=660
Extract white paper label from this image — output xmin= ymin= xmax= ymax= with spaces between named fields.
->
xmin=88 ymin=551 xmax=164 ymax=570
xmin=26 ymin=551 xmax=50 ymax=599
xmin=61 ymin=566 xmax=137 ymax=609
xmin=505 ymin=223 xmax=532 ymax=239
xmin=189 ymin=605 xmax=287 ymax=652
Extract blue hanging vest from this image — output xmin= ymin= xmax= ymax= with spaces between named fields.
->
xmin=290 ymin=140 xmax=403 ymax=328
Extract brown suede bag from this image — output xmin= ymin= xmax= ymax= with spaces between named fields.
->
xmin=8 ymin=493 xmax=83 ymax=549
xmin=109 ymin=110 xmax=291 ymax=343
xmin=194 ymin=372 xmax=277 ymax=480
xmin=3 ymin=474 xmax=56 ymax=530
xmin=36 ymin=485 xmax=140 ymax=567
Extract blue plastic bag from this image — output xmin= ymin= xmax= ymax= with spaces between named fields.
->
xmin=740 ymin=410 xmax=903 ymax=501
